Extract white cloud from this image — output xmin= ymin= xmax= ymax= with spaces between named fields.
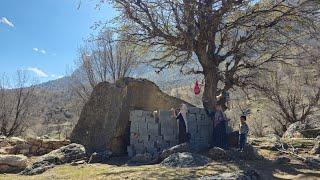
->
xmin=0 ymin=17 xmax=14 ymax=27
xmin=33 ymin=48 xmax=47 ymax=54
xmin=26 ymin=67 xmax=48 ymax=78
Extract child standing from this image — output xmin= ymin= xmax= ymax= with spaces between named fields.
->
xmin=238 ymin=116 xmax=249 ymax=152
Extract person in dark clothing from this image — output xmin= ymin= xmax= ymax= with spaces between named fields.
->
xmin=206 ymin=104 xmax=228 ymax=149
xmin=172 ymin=104 xmax=190 ymax=144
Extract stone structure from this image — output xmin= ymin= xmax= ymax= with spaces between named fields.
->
xmin=70 ymin=78 xmax=191 ymax=155
xmin=127 ymin=107 xmax=213 ymax=157
xmin=0 ymin=137 xmax=70 ymax=156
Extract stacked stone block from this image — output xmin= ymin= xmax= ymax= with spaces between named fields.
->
xmin=128 ymin=108 xmax=213 ymax=157
xmin=186 ymin=108 xmax=213 ymax=151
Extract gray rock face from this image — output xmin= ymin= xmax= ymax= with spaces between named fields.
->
xmin=20 ymin=143 xmax=86 ymax=175
xmin=159 ymin=143 xmax=191 ymax=161
xmin=207 ymin=147 xmax=230 ymax=161
xmin=0 ymin=155 xmax=28 ymax=173
xmin=161 ymin=152 xmax=211 ymax=168
xmin=70 ymin=78 xmax=190 ymax=155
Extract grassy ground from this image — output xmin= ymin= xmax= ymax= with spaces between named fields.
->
xmin=0 ymin=162 xmax=242 ymax=180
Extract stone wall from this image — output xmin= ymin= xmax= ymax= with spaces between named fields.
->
xmin=128 ymin=108 xmax=213 ymax=157
xmin=0 ymin=136 xmax=70 ymax=156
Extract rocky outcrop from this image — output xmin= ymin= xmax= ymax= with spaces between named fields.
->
xmin=0 ymin=155 xmax=28 ymax=173
xmin=0 ymin=137 xmax=70 ymax=156
xmin=159 ymin=143 xmax=191 ymax=161
xmin=283 ymin=122 xmax=319 ymax=138
xmin=161 ymin=152 xmax=211 ymax=168
xmin=71 ymin=78 xmax=190 ymax=155
xmin=21 ymin=143 xmax=86 ymax=175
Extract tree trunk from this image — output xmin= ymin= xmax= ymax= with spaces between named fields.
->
xmin=202 ymin=65 xmax=219 ymax=109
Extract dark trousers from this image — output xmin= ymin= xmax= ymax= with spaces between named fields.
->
xmin=213 ymin=121 xmax=227 ymax=149
xmin=239 ymin=134 xmax=247 ymax=150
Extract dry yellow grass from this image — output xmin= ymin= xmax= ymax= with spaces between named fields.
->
xmin=0 ymin=162 xmax=242 ymax=180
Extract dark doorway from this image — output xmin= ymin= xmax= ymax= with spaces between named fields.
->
xmin=178 ymin=117 xmax=188 ymax=144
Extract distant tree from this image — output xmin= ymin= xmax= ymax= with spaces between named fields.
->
xmin=253 ymin=63 xmax=320 ymax=134
xmin=71 ymin=29 xmax=139 ymax=103
xmin=106 ymin=0 xmax=320 ymax=109
xmin=0 ymin=71 xmax=35 ymax=137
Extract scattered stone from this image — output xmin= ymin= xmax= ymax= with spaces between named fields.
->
xmin=260 ymin=141 xmax=289 ymax=151
xmin=159 ymin=143 xmax=191 ymax=161
xmin=275 ymin=156 xmax=291 ymax=164
xmin=161 ymin=152 xmax=211 ymax=168
xmin=20 ymin=143 xmax=86 ymax=175
xmin=88 ymin=150 xmax=112 ymax=163
xmin=207 ymin=147 xmax=230 ymax=161
xmin=70 ymin=78 xmax=189 ymax=155
xmin=0 ymin=155 xmax=28 ymax=173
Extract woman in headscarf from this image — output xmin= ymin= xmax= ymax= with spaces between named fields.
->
xmin=213 ymin=104 xmax=228 ymax=149
xmin=205 ymin=101 xmax=229 ymax=149
xmin=172 ymin=103 xmax=189 ymax=144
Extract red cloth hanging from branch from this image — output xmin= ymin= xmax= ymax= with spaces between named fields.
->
xmin=194 ymin=80 xmax=200 ymax=95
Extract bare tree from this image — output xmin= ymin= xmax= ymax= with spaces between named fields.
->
xmin=0 ymin=71 xmax=36 ymax=137
xmin=252 ymin=62 xmax=320 ymax=134
xmin=71 ymin=29 xmax=139 ymax=103
xmin=104 ymin=0 xmax=319 ymax=109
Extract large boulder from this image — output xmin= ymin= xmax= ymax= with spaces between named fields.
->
xmin=70 ymin=78 xmax=190 ymax=155
xmin=161 ymin=152 xmax=211 ymax=168
xmin=21 ymin=143 xmax=86 ymax=175
xmin=159 ymin=143 xmax=191 ymax=161
xmin=0 ymin=155 xmax=28 ymax=173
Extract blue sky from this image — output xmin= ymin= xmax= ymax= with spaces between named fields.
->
xmin=0 ymin=0 xmax=116 ymax=83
